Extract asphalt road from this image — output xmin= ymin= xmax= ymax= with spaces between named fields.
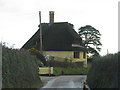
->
xmin=40 ymin=76 xmax=57 ymax=86
xmin=39 ymin=75 xmax=87 ymax=90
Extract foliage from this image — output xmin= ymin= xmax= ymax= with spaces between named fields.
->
xmin=46 ymin=56 xmax=88 ymax=75
xmin=53 ymin=67 xmax=89 ymax=76
xmin=46 ymin=60 xmax=84 ymax=68
xmin=2 ymin=46 xmax=42 ymax=88
xmin=64 ymin=57 xmax=69 ymax=62
xmin=28 ymin=48 xmax=46 ymax=66
xmin=87 ymin=52 xmax=118 ymax=88
xmin=78 ymin=25 xmax=102 ymax=56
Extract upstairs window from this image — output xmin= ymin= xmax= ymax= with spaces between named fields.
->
xmin=74 ymin=52 xmax=79 ymax=58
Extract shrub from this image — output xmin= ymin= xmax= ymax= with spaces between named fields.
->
xmin=2 ymin=46 xmax=42 ymax=88
xmin=28 ymin=48 xmax=46 ymax=66
xmin=46 ymin=60 xmax=83 ymax=68
xmin=87 ymin=52 xmax=118 ymax=88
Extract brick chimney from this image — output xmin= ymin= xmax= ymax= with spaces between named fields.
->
xmin=49 ymin=11 xmax=54 ymax=23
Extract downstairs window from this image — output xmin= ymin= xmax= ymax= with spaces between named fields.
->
xmin=74 ymin=51 xmax=79 ymax=58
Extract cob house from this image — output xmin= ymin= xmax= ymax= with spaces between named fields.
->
xmin=22 ymin=11 xmax=87 ymax=66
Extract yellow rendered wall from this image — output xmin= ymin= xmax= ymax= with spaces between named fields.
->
xmin=44 ymin=51 xmax=72 ymax=61
xmin=44 ymin=51 xmax=87 ymax=63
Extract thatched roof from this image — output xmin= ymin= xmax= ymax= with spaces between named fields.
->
xmin=21 ymin=22 xmax=87 ymax=51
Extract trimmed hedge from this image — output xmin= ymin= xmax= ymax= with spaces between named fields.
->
xmin=2 ymin=46 xmax=42 ymax=88
xmin=87 ymin=52 xmax=118 ymax=88
xmin=47 ymin=60 xmax=84 ymax=68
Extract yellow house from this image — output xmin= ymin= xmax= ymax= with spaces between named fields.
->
xmin=22 ymin=11 xmax=87 ymax=66
xmin=44 ymin=51 xmax=87 ymax=66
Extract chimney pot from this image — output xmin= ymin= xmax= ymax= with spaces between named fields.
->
xmin=49 ymin=11 xmax=54 ymax=23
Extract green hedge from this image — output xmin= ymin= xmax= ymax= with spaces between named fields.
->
xmin=28 ymin=48 xmax=46 ymax=66
xmin=2 ymin=46 xmax=42 ymax=88
xmin=47 ymin=60 xmax=84 ymax=67
xmin=87 ymin=52 xmax=118 ymax=88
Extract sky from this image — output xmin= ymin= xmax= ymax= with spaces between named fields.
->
xmin=0 ymin=0 xmax=119 ymax=56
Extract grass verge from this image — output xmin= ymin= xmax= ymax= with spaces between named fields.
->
xmin=53 ymin=67 xmax=89 ymax=76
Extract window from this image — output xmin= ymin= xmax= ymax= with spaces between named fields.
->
xmin=74 ymin=52 xmax=79 ymax=58
xmin=83 ymin=52 xmax=86 ymax=59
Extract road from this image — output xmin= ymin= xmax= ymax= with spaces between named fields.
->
xmin=40 ymin=76 xmax=57 ymax=86
xmin=39 ymin=75 xmax=87 ymax=90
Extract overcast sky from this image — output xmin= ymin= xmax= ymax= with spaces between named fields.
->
xmin=0 ymin=0 xmax=119 ymax=55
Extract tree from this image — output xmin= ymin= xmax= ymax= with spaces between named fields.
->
xmin=78 ymin=25 xmax=102 ymax=56
xmin=28 ymin=48 xmax=46 ymax=66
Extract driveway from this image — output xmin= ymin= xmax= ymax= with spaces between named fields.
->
xmin=39 ymin=75 xmax=87 ymax=89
